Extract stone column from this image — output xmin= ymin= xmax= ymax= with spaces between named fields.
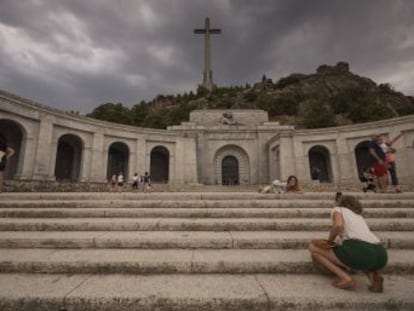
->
xmin=89 ymin=131 xmax=106 ymax=182
xmin=80 ymin=146 xmax=92 ymax=182
xmin=32 ymin=114 xmax=55 ymax=180
xmin=336 ymin=135 xmax=356 ymax=183
xmin=14 ymin=135 xmax=35 ymax=180
xmin=127 ymin=148 xmax=136 ymax=182
xmin=136 ymin=136 xmax=147 ymax=175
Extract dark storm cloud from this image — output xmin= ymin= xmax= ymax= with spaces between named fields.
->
xmin=0 ymin=0 xmax=413 ymax=114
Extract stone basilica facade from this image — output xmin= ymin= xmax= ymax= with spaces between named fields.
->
xmin=1 ymin=89 xmax=414 ymax=186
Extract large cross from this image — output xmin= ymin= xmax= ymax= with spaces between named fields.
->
xmin=194 ymin=17 xmax=221 ymax=91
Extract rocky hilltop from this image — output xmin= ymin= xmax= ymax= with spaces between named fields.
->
xmin=88 ymin=62 xmax=414 ymax=129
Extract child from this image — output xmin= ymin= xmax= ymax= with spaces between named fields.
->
xmin=361 ymin=167 xmax=376 ymax=193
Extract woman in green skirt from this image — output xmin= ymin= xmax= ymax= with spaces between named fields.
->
xmin=309 ymin=195 xmax=387 ymax=291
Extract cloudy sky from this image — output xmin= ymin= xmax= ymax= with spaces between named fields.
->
xmin=1 ymin=0 xmax=413 ymax=114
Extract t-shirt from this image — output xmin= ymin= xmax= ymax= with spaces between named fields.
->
xmin=369 ymin=139 xmax=386 ymax=162
xmin=117 ymin=175 xmax=124 ymax=183
xmin=132 ymin=175 xmax=139 ymax=183
xmin=331 ymin=206 xmax=380 ymax=244
xmin=381 ymin=142 xmax=395 ymax=163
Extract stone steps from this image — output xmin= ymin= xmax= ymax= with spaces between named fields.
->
xmin=0 ymin=191 xmax=413 ymax=310
xmin=1 ymin=191 xmax=414 ymax=200
xmin=0 ymin=248 xmax=413 ymax=275
xmin=1 ymin=207 xmax=414 ymax=218
xmin=0 ymin=273 xmax=413 ymax=311
xmin=1 ymin=199 xmax=413 ymax=209
xmin=1 ymin=230 xmax=413 ymax=249
xmin=1 ymin=218 xmax=414 ymax=231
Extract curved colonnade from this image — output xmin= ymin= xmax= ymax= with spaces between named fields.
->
xmin=1 ymin=89 xmax=414 ymax=186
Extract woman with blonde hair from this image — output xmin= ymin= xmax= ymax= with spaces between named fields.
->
xmin=309 ymin=195 xmax=387 ymax=292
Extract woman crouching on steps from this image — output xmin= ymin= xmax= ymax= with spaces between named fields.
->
xmin=309 ymin=195 xmax=387 ymax=292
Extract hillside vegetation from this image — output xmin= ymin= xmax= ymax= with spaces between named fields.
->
xmin=87 ymin=62 xmax=414 ymax=129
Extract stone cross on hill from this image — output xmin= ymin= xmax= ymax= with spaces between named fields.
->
xmin=194 ymin=17 xmax=221 ymax=91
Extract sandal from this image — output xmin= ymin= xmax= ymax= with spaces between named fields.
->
xmin=369 ymin=273 xmax=384 ymax=293
xmin=332 ymin=278 xmax=357 ymax=290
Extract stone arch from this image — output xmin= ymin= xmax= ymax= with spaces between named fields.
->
xmin=0 ymin=119 xmax=26 ymax=179
xmin=150 ymin=145 xmax=169 ymax=183
xmin=214 ymin=145 xmax=250 ymax=185
xmin=308 ymin=145 xmax=332 ymax=182
xmin=107 ymin=142 xmax=129 ymax=180
xmin=354 ymin=140 xmax=372 ymax=180
xmin=55 ymin=134 xmax=83 ymax=181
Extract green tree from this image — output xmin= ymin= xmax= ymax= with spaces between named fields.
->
xmin=302 ymin=101 xmax=336 ymax=129
xmin=87 ymin=103 xmax=132 ymax=125
xmin=130 ymin=102 xmax=149 ymax=126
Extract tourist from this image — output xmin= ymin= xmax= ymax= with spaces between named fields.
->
xmin=309 ymin=195 xmax=387 ymax=292
xmin=143 ymin=171 xmax=151 ymax=193
xmin=369 ymin=134 xmax=388 ymax=192
xmin=0 ymin=134 xmax=15 ymax=193
xmin=382 ymin=133 xmax=402 ymax=193
xmin=285 ymin=175 xmax=302 ymax=193
xmin=361 ymin=167 xmax=377 ymax=193
xmin=117 ymin=172 xmax=124 ymax=192
xmin=108 ymin=174 xmax=117 ymax=192
xmin=311 ymin=167 xmax=321 ymax=188
xmin=132 ymin=173 xmax=139 ymax=191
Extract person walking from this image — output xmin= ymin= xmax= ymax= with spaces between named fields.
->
xmin=108 ymin=173 xmax=117 ymax=192
xmin=143 ymin=171 xmax=151 ymax=193
xmin=309 ymin=195 xmax=388 ymax=292
xmin=132 ymin=173 xmax=139 ymax=191
xmin=117 ymin=172 xmax=124 ymax=192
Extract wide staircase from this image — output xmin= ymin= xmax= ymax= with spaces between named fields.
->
xmin=0 ymin=192 xmax=413 ymax=311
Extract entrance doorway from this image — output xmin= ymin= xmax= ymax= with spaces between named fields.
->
xmin=221 ymin=155 xmax=239 ymax=185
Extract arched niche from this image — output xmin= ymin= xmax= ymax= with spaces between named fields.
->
xmin=107 ymin=142 xmax=129 ymax=180
xmin=0 ymin=119 xmax=25 ymax=179
xmin=150 ymin=146 xmax=169 ymax=183
xmin=354 ymin=140 xmax=372 ymax=179
xmin=308 ymin=145 xmax=332 ymax=182
xmin=55 ymin=134 xmax=83 ymax=181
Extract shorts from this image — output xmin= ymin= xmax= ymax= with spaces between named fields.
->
xmin=373 ymin=161 xmax=387 ymax=177
xmin=118 ymin=182 xmax=124 ymax=187
xmin=333 ymin=239 xmax=388 ymax=271
xmin=0 ymin=160 xmax=6 ymax=171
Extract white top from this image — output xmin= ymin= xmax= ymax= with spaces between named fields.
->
xmin=132 ymin=175 xmax=139 ymax=182
xmin=117 ymin=175 xmax=124 ymax=183
xmin=331 ymin=206 xmax=380 ymax=244
xmin=380 ymin=142 xmax=388 ymax=153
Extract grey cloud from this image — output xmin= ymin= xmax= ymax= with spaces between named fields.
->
xmin=0 ymin=0 xmax=413 ymax=114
